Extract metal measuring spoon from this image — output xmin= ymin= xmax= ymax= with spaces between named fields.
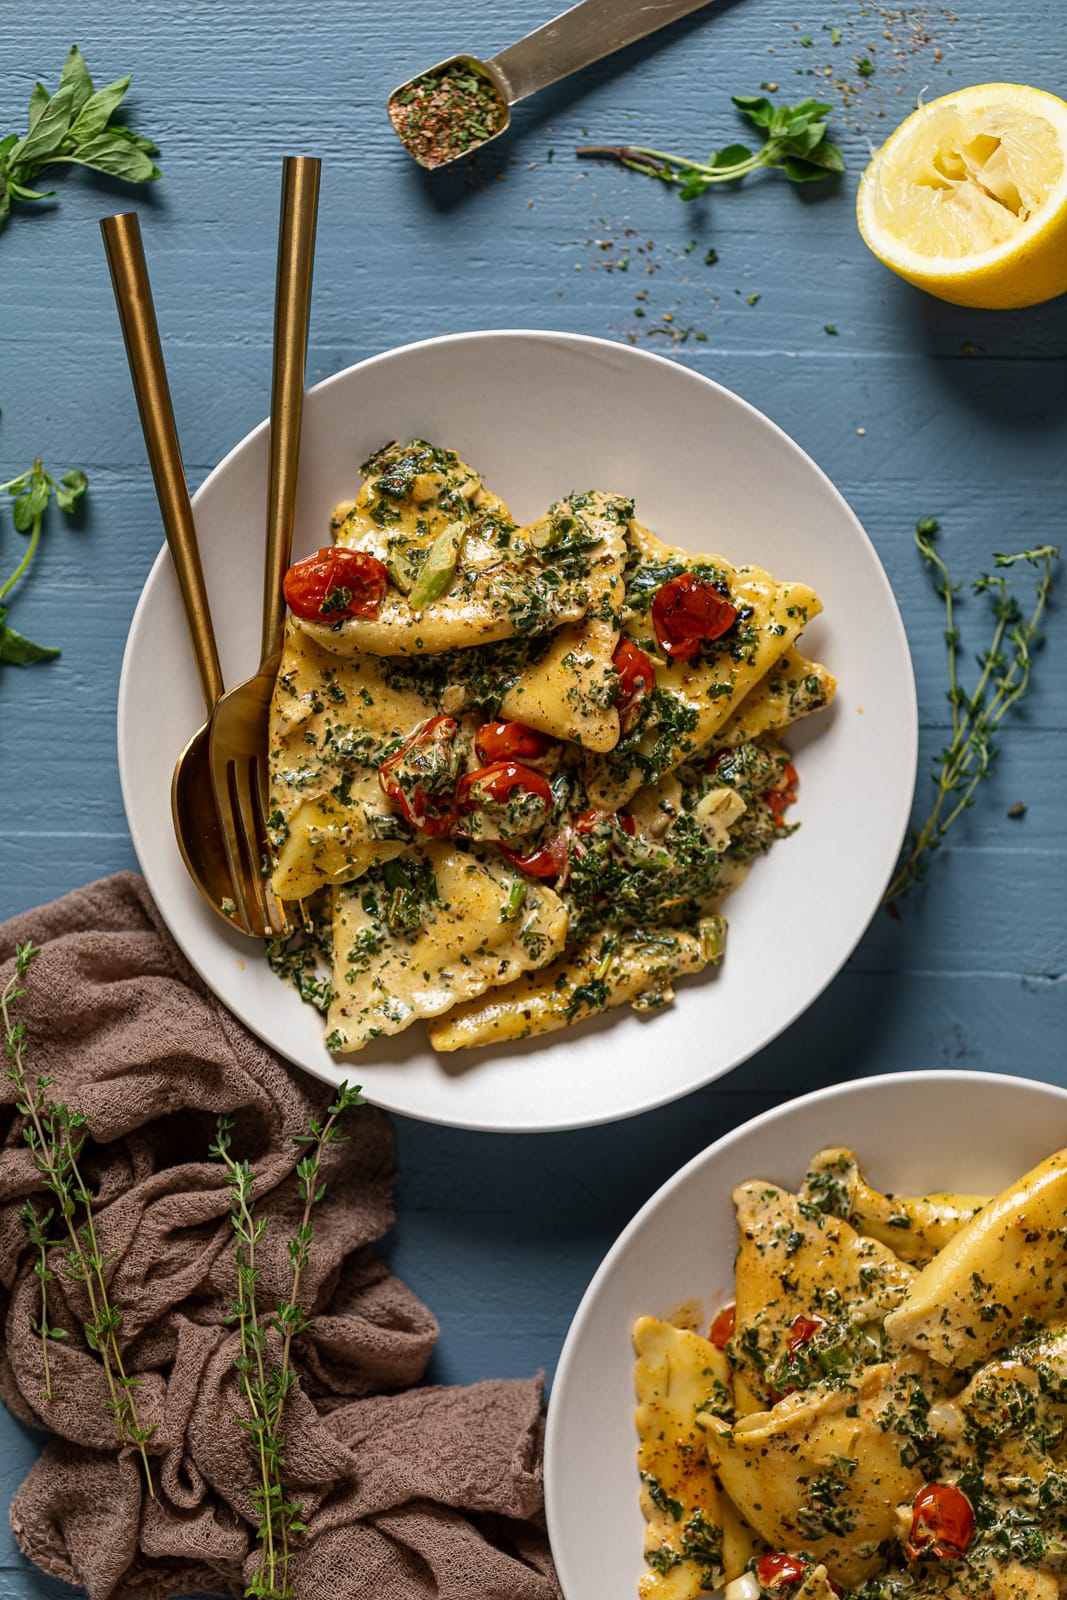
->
xmin=388 ymin=0 xmax=718 ymax=169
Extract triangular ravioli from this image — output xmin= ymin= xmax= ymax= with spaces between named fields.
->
xmin=326 ymin=841 xmax=567 ymax=1050
xmin=729 ymin=1179 xmax=914 ymax=1413
xmin=297 ymin=442 xmax=612 ymax=657
xmin=582 ymin=521 xmax=822 ymax=810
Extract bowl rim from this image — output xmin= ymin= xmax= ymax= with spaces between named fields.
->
xmin=117 ymin=328 xmax=919 ymax=1132
xmin=543 ymin=1067 xmax=1067 ymax=1586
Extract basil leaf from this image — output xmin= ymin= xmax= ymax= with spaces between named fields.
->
xmin=0 ymin=618 xmax=60 ymax=665
xmin=108 ymin=122 xmax=160 ymax=157
xmin=0 ymin=132 xmax=18 ymax=163
xmin=0 ymin=190 xmax=10 ymax=230
xmin=7 ymin=180 xmax=56 ymax=202
xmin=68 ymin=74 xmax=131 ymax=143
xmin=26 ymin=83 xmax=51 ymax=133
xmin=58 ymin=45 xmax=95 ymax=116
xmin=64 ymin=130 xmax=160 ymax=183
xmin=9 ymin=80 xmax=76 ymax=167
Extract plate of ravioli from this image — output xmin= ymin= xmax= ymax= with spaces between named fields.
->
xmin=118 ymin=331 xmax=916 ymax=1130
xmin=544 ymin=1071 xmax=1067 ymax=1599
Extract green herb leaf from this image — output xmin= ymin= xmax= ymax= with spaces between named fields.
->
xmin=26 ymin=83 xmax=51 ymax=133
xmin=58 ymin=45 xmax=94 ymax=115
xmin=68 ymin=74 xmax=132 ymax=142
xmin=0 ymin=614 xmax=60 ymax=664
xmin=65 ymin=130 xmax=161 ymax=183
xmin=1 ymin=48 xmax=161 ymax=232
xmin=575 ymin=91 xmax=843 ymax=197
xmin=0 ymin=455 xmax=88 ymax=668
xmin=9 ymin=80 xmax=76 ymax=167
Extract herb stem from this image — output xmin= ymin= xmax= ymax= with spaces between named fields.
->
xmin=885 ymin=535 xmax=1057 ymax=907
xmin=0 ymin=508 xmax=41 ymax=603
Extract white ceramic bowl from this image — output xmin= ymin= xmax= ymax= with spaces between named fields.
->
xmin=544 ymin=1069 xmax=1067 ymax=1598
xmin=118 ymin=331 xmax=917 ymax=1131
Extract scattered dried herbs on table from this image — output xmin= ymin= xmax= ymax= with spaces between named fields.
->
xmin=388 ymin=61 xmax=507 ymax=169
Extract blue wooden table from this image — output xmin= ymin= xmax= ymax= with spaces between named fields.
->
xmin=2 ymin=1 xmax=1065 ymax=1593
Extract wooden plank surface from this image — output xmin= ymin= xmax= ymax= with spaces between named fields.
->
xmin=1 ymin=0 xmax=1065 ymax=1593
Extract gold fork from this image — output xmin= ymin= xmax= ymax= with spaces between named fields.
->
xmin=207 ymin=155 xmax=321 ymax=938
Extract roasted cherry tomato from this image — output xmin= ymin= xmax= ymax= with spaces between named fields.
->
xmin=283 ymin=546 xmax=389 ymax=621
xmin=709 ymin=1302 xmax=736 ymax=1349
xmin=474 ymin=720 xmax=554 ymax=765
xmin=613 ymin=637 xmax=656 ymax=731
xmin=377 ymin=714 xmax=459 ymax=836
xmin=458 ymin=761 xmax=553 ymax=811
xmin=765 ymin=763 xmax=800 ymax=824
xmin=786 ymin=1312 xmax=827 ymax=1355
xmin=905 ymin=1483 xmax=974 ymax=1561
xmin=651 ymin=572 xmax=739 ymax=662
xmin=756 ymin=1554 xmax=808 ymax=1590
xmin=499 ymin=833 xmax=569 ymax=880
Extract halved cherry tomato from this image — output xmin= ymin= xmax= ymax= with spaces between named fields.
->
xmin=377 ymin=714 xmax=459 ymax=836
xmin=756 ymin=1554 xmax=808 ymax=1590
xmin=905 ymin=1483 xmax=974 ymax=1561
xmin=613 ymin=637 xmax=656 ymax=731
xmin=457 ymin=761 xmax=553 ymax=812
xmin=283 ymin=546 xmax=389 ymax=621
xmin=499 ymin=834 xmax=569 ymax=880
xmin=786 ymin=1313 xmax=826 ymax=1355
xmin=651 ymin=572 xmax=738 ymax=662
xmin=709 ymin=1302 xmax=736 ymax=1349
xmin=474 ymin=720 xmax=554 ymax=765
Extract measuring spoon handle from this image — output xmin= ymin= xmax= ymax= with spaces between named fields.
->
xmin=101 ymin=212 xmax=224 ymax=712
xmin=488 ymin=0 xmax=716 ymax=105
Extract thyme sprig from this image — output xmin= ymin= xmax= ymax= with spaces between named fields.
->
xmin=1 ymin=456 xmax=88 ymax=664
xmin=885 ymin=522 xmax=1059 ymax=908
xmin=212 ymin=1081 xmax=366 ymax=1599
xmin=576 ymin=94 xmax=844 ymax=195
xmin=2 ymin=941 xmax=156 ymax=1491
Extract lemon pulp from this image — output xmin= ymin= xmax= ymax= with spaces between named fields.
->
xmin=868 ymin=100 xmax=1063 ymax=259
xmin=857 ymin=84 xmax=1067 ymax=307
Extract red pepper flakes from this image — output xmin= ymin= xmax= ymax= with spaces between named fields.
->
xmin=388 ymin=61 xmax=508 ymax=170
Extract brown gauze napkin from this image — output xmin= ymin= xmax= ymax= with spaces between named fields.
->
xmin=0 ymin=873 xmax=560 ymax=1600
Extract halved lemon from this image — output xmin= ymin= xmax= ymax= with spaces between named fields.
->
xmin=857 ymin=83 xmax=1067 ymax=308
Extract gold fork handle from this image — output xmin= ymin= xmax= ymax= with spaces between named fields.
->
xmin=260 ymin=155 xmax=321 ymax=670
xmin=101 ymin=212 xmax=224 ymax=711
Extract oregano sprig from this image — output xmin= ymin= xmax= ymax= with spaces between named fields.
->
xmin=576 ymin=93 xmax=844 ymax=196
xmin=2 ymin=941 xmax=156 ymax=1492
xmin=1 ymin=457 xmax=88 ymax=664
xmin=212 ymin=1081 xmax=366 ymax=1599
xmin=885 ymin=521 xmax=1059 ymax=908
xmin=1 ymin=45 xmax=161 ymax=232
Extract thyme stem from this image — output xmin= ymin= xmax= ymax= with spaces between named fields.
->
xmin=884 ymin=528 xmax=1058 ymax=908
xmin=2 ymin=942 xmax=156 ymax=1493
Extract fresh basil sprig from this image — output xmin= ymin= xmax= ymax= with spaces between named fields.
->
xmin=0 ymin=458 xmax=88 ymax=664
xmin=576 ymin=94 xmax=844 ymax=195
xmin=1 ymin=45 xmax=160 ymax=232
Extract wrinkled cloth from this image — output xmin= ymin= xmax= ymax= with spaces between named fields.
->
xmin=0 ymin=874 xmax=559 ymax=1600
